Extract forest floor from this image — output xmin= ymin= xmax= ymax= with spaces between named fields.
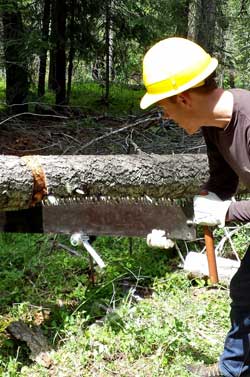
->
xmin=0 ymin=108 xmax=205 ymax=157
xmin=0 ymin=233 xmax=231 ymax=377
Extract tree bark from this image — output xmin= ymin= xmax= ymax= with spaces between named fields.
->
xmin=193 ymin=0 xmax=216 ymax=54
xmin=38 ymin=0 xmax=51 ymax=97
xmin=0 ymin=154 xmax=209 ymax=211
xmin=0 ymin=154 xmax=248 ymax=212
xmin=66 ymin=0 xmax=76 ymax=104
xmin=55 ymin=0 xmax=66 ymax=106
xmin=1 ymin=0 xmax=29 ymax=113
xmin=48 ymin=0 xmax=57 ymax=91
xmin=104 ymin=0 xmax=114 ymax=103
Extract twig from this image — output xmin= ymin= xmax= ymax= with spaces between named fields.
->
xmin=0 ymin=112 xmax=68 ymax=126
xmin=5 ymin=143 xmax=59 ymax=153
xmin=75 ymin=116 xmax=159 ymax=153
xmin=175 ymin=241 xmax=185 ymax=264
xmin=215 ymin=224 xmax=250 ymax=259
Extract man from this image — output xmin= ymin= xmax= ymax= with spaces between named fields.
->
xmin=140 ymin=37 xmax=250 ymax=377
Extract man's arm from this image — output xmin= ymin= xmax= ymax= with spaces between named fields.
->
xmin=201 ymin=127 xmax=250 ymax=224
xmin=227 ymin=201 xmax=250 ymax=222
xmin=202 ymin=127 xmax=239 ymax=199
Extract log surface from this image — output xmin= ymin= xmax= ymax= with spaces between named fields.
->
xmin=1 ymin=153 xmax=210 ymax=210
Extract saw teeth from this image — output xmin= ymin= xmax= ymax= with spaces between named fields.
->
xmin=43 ymin=195 xmax=59 ymax=206
xmin=75 ymin=189 xmax=84 ymax=195
xmin=43 ymin=194 xmax=190 ymax=208
xmin=145 ymin=195 xmax=153 ymax=203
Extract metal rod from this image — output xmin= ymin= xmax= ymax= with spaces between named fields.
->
xmin=204 ymin=225 xmax=218 ymax=284
xmin=70 ymin=232 xmax=106 ymax=269
xmin=82 ymin=240 xmax=106 ymax=269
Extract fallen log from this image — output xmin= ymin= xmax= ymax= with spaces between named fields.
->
xmin=0 ymin=154 xmax=209 ymax=211
xmin=0 ymin=153 xmax=246 ymax=211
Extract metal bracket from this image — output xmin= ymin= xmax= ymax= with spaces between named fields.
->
xmin=70 ymin=232 xmax=106 ymax=269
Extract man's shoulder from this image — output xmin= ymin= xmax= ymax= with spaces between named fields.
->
xmin=229 ymin=88 xmax=250 ymax=102
xmin=229 ymin=88 xmax=250 ymax=95
xmin=229 ymin=88 xmax=250 ymax=120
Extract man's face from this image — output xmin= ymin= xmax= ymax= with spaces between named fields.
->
xmin=157 ymin=95 xmax=202 ymax=135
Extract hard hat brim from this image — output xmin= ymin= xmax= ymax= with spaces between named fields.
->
xmin=140 ymin=57 xmax=218 ymax=109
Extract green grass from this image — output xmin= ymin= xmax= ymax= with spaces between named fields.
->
xmin=0 ymin=77 xmax=144 ymax=116
xmin=40 ymin=82 xmax=144 ymax=116
xmin=27 ymin=81 xmax=144 ymax=116
xmin=0 ymin=234 xmax=231 ymax=376
xmin=68 ymin=82 xmax=144 ymax=115
xmin=0 ymin=80 xmax=6 ymax=112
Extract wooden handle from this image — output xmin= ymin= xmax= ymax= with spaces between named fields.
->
xmin=204 ymin=225 xmax=218 ymax=284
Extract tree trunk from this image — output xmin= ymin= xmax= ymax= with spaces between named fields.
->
xmin=48 ymin=50 xmax=56 ymax=91
xmin=48 ymin=0 xmax=57 ymax=91
xmin=55 ymin=0 xmax=66 ymax=106
xmin=66 ymin=0 xmax=76 ymax=104
xmin=1 ymin=0 xmax=29 ymax=114
xmin=66 ymin=47 xmax=75 ymax=105
xmin=193 ymin=0 xmax=216 ymax=54
xmin=104 ymin=0 xmax=113 ymax=103
xmin=38 ymin=0 xmax=51 ymax=97
xmin=0 ymin=154 xmax=248 ymax=212
xmin=0 ymin=154 xmax=209 ymax=211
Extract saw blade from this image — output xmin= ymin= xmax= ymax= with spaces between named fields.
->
xmin=42 ymin=196 xmax=195 ymax=240
xmin=0 ymin=196 xmax=196 ymax=240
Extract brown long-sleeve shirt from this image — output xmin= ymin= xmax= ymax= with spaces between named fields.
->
xmin=202 ymin=88 xmax=250 ymax=222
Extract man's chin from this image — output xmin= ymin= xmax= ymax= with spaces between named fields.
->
xmin=183 ymin=126 xmax=200 ymax=135
xmin=178 ymin=122 xmax=200 ymax=135
xmin=183 ymin=128 xmax=194 ymax=135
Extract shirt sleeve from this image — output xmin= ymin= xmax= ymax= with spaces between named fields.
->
xmin=202 ymin=127 xmax=250 ymax=223
xmin=227 ymin=201 xmax=250 ymax=222
xmin=202 ymin=127 xmax=239 ymax=200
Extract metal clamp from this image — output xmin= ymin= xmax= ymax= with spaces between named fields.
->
xmin=70 ymin=232 xmax=106 ymax=269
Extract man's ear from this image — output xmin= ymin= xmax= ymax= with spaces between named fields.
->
xmin=176 ymin=91 xmax=192 ymax=108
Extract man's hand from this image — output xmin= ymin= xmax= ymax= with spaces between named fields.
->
xmin=193 ymin=191 xmax=232 ymax=228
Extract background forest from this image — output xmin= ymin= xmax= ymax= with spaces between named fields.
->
xmin=0 ymin=1 xmax=250 ymax=377
xmin=0 ymin=0 xmax=249 ymax=114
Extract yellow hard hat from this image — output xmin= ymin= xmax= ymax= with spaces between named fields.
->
xmin=140 ymin=37 xmax=218 ymax=109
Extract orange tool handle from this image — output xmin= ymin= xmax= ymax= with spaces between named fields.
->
xmin=204 ymin=225 xmax=218 ymax=284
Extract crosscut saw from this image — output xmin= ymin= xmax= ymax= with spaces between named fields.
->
xmin=0 ymin=196 xmax=195 ymax=240
xmin=0 ymin=149 xmax=221 ymax=283
xmin=0 ymin=196 xmax=220 ymax=284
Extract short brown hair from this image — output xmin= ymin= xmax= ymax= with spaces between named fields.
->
xmin=168 ymin=72 xmax=217 ymax=103
xmin=189 ymin=72 xmax=217 ymax=94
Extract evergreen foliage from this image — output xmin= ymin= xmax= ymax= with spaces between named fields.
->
xmin=0 ymin=0 xmax=249 ymax=111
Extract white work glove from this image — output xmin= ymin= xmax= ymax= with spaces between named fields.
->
xmin=146 ymin=229 xmax=175 ymax=249
xmin=193 ymin=191 xmax=232 ymax=228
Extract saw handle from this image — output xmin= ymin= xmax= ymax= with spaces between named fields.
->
xmin=204 ymin=225 xmax=218 ymax=284
xmin=197 ymin=190 xmax=219 ymax=284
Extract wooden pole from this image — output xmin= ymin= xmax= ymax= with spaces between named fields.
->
xmin=204 ymin=225 xmax=218 ymax=284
